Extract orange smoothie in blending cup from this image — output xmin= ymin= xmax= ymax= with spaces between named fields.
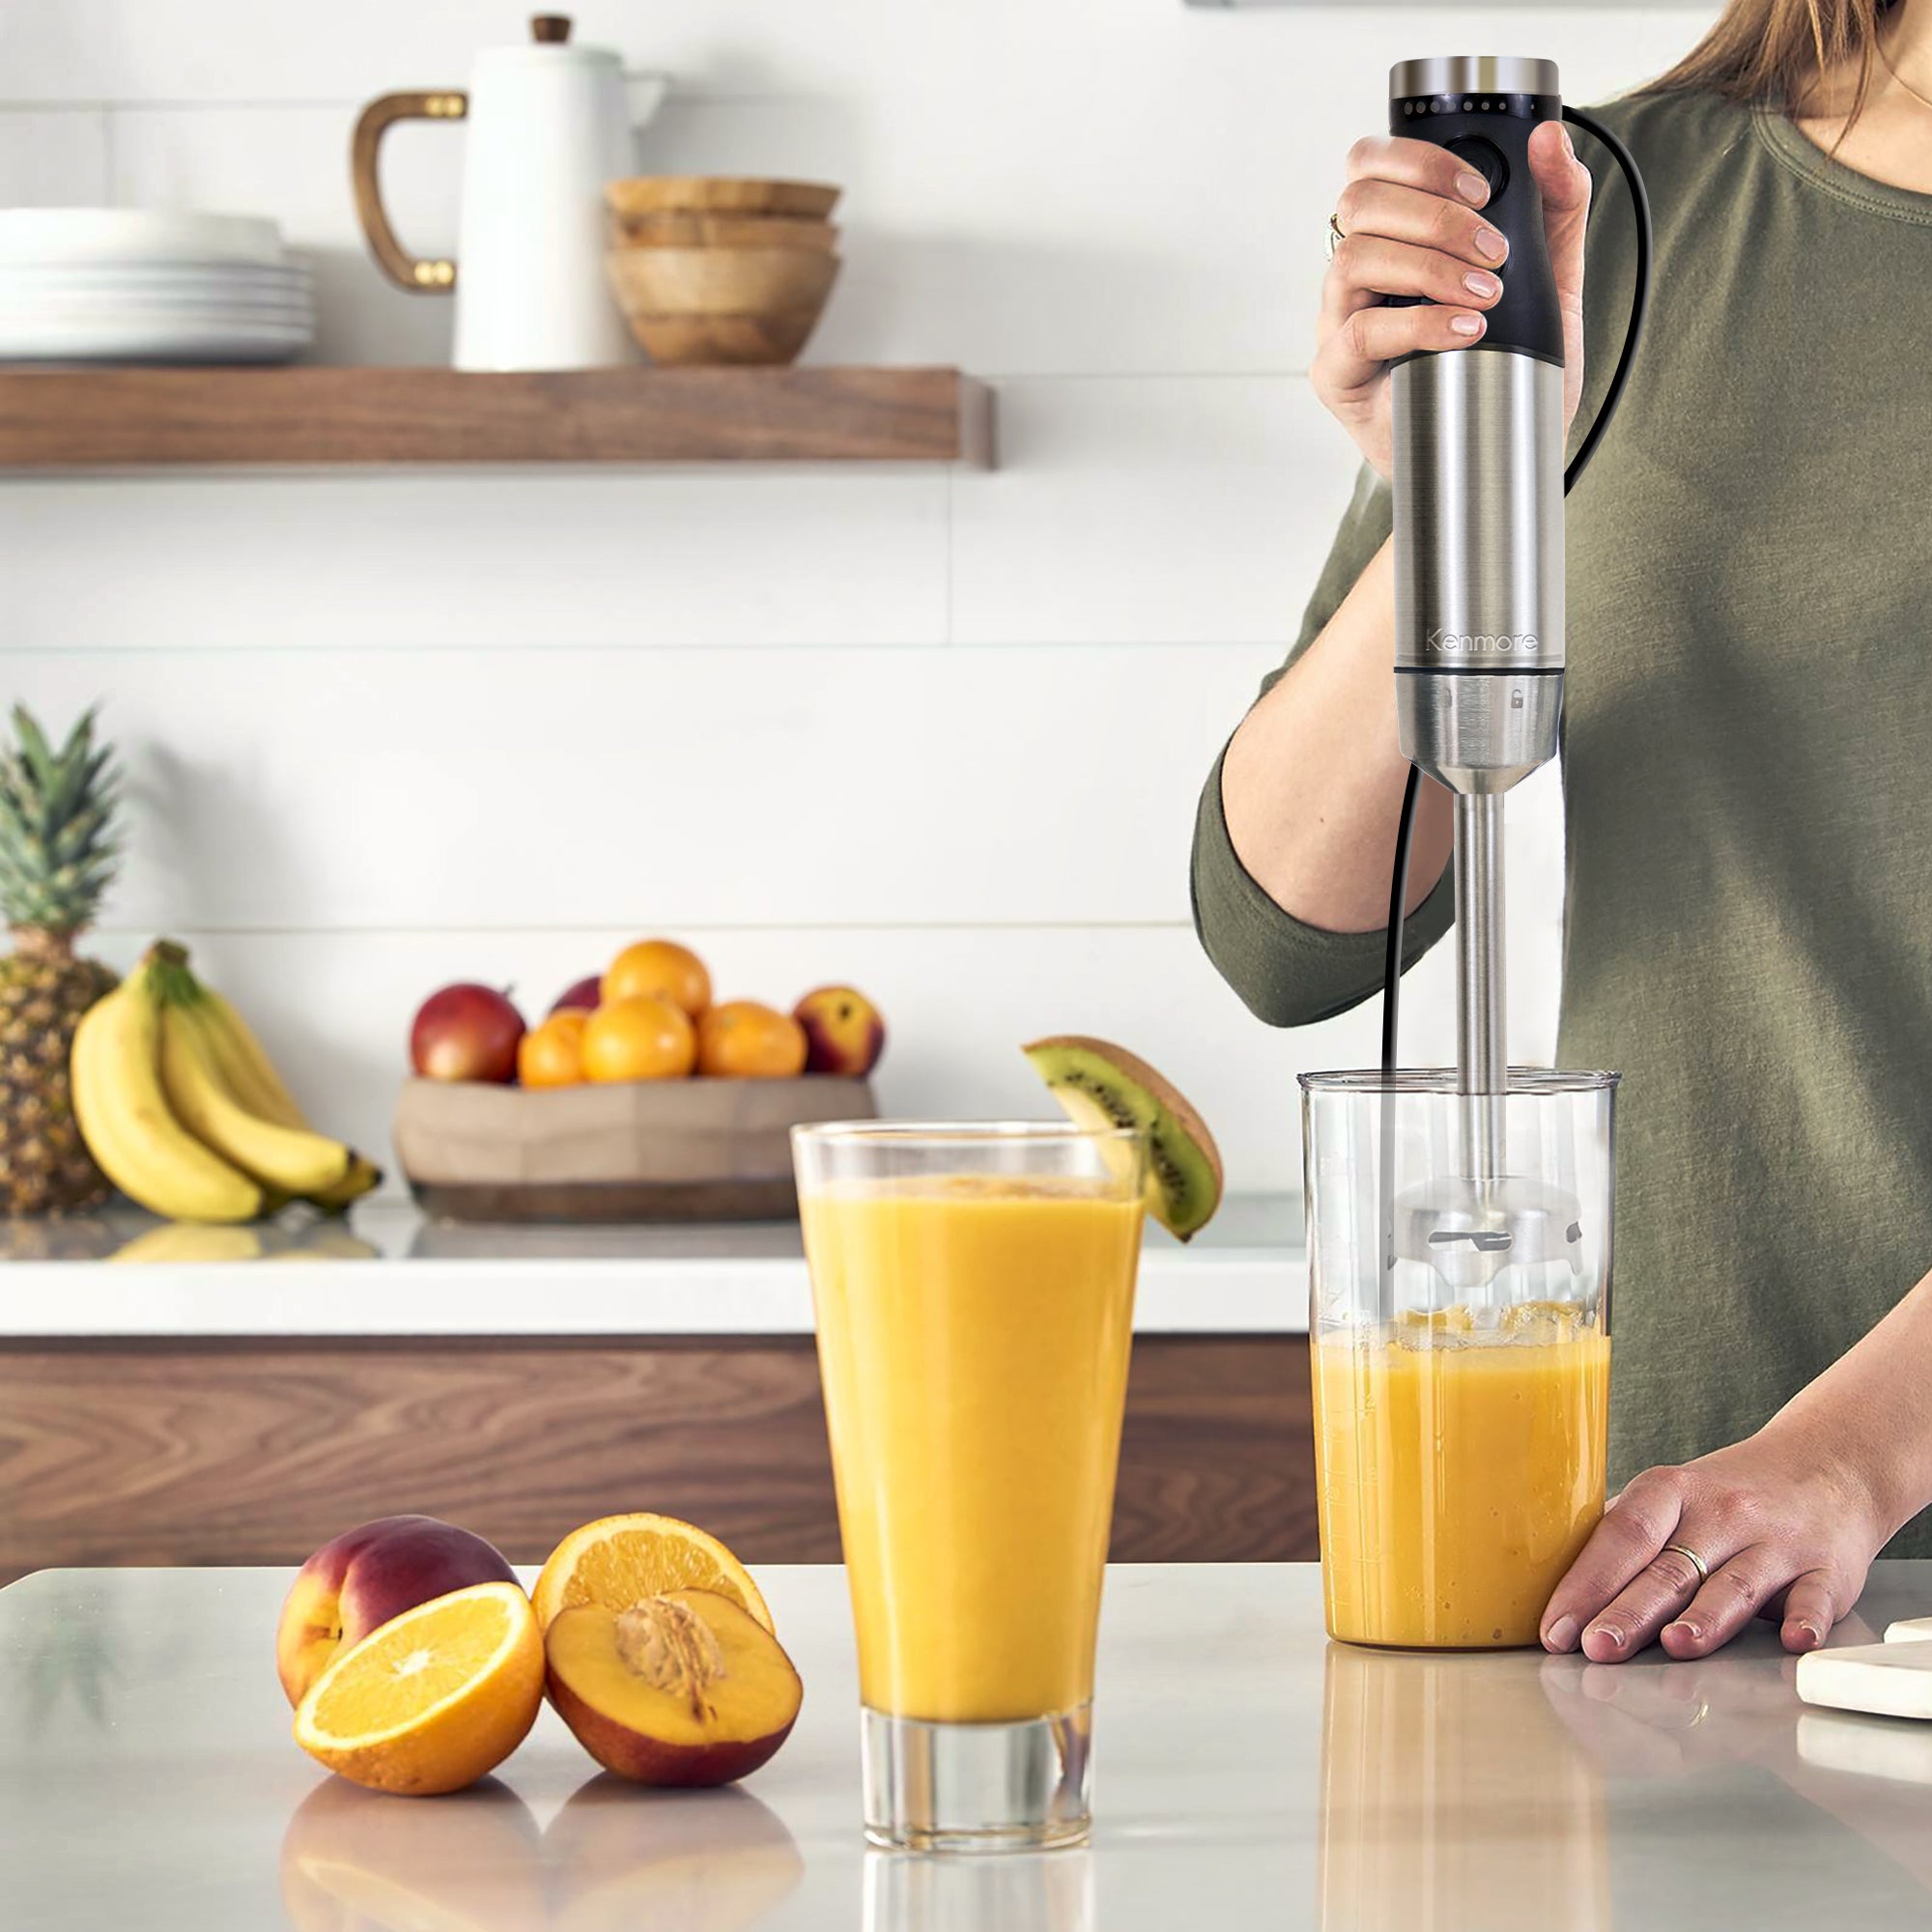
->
xmin=801 ymin=1170 xmax=1144 ymax=1720
xmin=1312 ymin=1308 xmax=1611 ymax=1649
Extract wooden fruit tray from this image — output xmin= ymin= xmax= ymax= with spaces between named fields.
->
xmin=393 ymin=1075 xmax=877 ymax=1224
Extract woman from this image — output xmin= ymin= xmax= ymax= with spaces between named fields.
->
xmin=1194 ymin=0 xmax=1932 ymax=1663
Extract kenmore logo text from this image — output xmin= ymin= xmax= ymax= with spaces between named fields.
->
xmin=1427 ymin=628 xmax=1540 ymax=656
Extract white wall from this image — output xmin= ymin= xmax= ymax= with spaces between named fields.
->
xmin=1 ymin=2 xmax=1718 ymax=1194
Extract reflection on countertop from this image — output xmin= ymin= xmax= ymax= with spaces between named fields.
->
xmin=279 ymin=1772 xmax=805 ymax=1932
xmin=0 ymin=1191 xmax=1304 ymax=1265
xmin=866 ymin=1847 xmax=1093 ymax=1932
xmin=12 ymin=1563 xmax=1932 ymax=1929
xmin=1320 ymin=1645 xmax=1610 ymax=1931
xmin=0 ymin=1193 xmax=1308 ymax=1337
xmin=1319 ymin=1608 xmax=1932 ymax=1932
xmin=0 ymin=1205 xmax=379 ymax=1265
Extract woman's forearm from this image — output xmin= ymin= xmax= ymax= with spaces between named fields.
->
xmin=1221 ymin=537 xmax=1453 ymax=932
xmin=1768 ymin=1266 xmax=1932 ymax=1542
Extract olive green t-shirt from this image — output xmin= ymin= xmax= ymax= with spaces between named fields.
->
xmin=1193 ymin=89 xmax=1932 ymax=1548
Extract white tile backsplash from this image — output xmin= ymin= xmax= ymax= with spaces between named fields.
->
xmin=0 ymin=0 xmax=1662 ymax=1194
xmin=16 ymin=643 xmax=1273 ymax=931
xmin=951 ymin=377 xmax=1358 ymax=645
xmin=0 ymin=109 xmax=110 ymax=206
xmin=0 ymin=5 xmax=1716 ymax=138
xmin=0 ymin=468 xmax=950 ymax=650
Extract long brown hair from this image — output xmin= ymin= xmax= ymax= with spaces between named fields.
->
xmin=1652 ymin=0 xmax=1902 ymax=117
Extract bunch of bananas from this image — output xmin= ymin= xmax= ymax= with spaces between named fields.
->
xmin=71 ymin=940 xmax=381 ymax=1224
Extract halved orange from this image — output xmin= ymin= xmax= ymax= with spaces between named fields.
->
xmin=294 ymin=1582 xmax=544 ymax=1796
xmin=532 ymin=1513 xmax=774 ymax=1634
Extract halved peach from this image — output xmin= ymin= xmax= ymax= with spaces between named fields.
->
xmin=546 ymin=1588 xmax=802 ymax=1787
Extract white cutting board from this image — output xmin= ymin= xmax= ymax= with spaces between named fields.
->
xmin=1796 ymin=1616 xmax=1932 ymax=1719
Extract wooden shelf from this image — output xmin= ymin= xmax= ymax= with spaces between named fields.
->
xmin=0 ymin=364 xmax=993 ymax=469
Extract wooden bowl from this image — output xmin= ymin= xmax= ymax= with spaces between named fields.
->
xmin=605 ymin=178 xmax=841 ymax=220
xmin=605 ymin=246 xmax=840 ymax=366
xmin=607 ymin=245 xmax=838 ymax=315
xmin=622 ymin=311 xmax=826 ymax=367
xmin=394 ymin=1074 xmax=877 ymax=1223
xmin=611 ymin=211 xmax=838 ymax=253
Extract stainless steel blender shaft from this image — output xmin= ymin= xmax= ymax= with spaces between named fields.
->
xmin=1453 ymin=792 xmax=1506 ymax=1179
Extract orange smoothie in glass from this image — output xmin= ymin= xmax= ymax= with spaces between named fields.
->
xmin=802 ymin=1175 xmax=1143 ymax=1721
xmin=1313 ymin=1310 xmax=1610 ymax=1648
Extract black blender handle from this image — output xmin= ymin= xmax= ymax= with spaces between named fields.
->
xmin=1386 ymin=88 xmax=1565 ymax=366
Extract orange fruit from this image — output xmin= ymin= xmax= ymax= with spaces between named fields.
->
xmin=532 ymin=1512 xmax=774 ymax=1634
xmin=603 ymin=940 xmax=712 ymax=1019
xmin=581 ymin=995 xmax=697 ymax=1082
xmin=696 ymin=1001 xmax=808 ymax=1079
xmin=292 ymin=1581 xmax=544 ymax=1796
xmin=518 ymin=1009 xmax=587 ymax=1089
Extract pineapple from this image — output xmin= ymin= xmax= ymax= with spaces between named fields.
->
xmin=0 ymin=705 xmax=123 ymax=1215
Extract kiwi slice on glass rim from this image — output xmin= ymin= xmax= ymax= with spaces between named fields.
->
xmin=1022 ymin=1036 xmax=1224 ymax=1240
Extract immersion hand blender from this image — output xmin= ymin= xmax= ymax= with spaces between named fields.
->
xmin=1379 ymin=57 xmax=1652 ymax=1293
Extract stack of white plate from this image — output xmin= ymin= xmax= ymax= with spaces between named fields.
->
xmin=0 ymin=210 xmax=314 ymax=364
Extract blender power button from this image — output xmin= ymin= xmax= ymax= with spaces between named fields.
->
xmin=1445 ymin=135 xmax=1510 ymax=203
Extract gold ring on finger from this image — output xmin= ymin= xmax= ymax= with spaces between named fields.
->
xmin=1326 ymin=211 xmax=1347 ymax=261
xmin=1662 ymin=1541 xmax=1709 ymax=1585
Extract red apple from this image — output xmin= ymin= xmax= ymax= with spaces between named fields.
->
xmin=792 ymin=985 xmax=886 ymax=1077
xmin=550 ymin=976 xmax=603 ymax=1015
xmin=412 ymin=983 xmax=525 ymax=1083
xmin=276 ymin=1514 xmax=519 ymax=1706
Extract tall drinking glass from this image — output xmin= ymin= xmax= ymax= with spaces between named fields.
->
xmin=793 ymin=1122 xmax=1147 ymax=1852
xmin=1301 ymin=1069 xmax=1617 ymax=1649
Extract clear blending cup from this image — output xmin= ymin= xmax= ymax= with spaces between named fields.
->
xmin=792 ymin=1121 xmax=1147 ymax=1852
xmin=1300 ymin=1070 xmax=1617 ymax=1649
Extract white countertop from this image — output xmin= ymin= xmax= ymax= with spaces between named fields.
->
xmin=8 ymin=1560 xmax=1932 ymax=1930
xmin=0 ymin=1194 xmax=1306 ymax=1339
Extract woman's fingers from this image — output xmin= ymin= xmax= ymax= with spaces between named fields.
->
xmin=1779 ymin=1570 xmax=1838 ymax=1654
xmin=1344 ymin=133 xmax=1498 ymax=208
xmin=1333 ymin=178 xmax=1509 ymax=272
xmin=1311 ymin=301 xmax=1485 ymax=404
xmin=1579 ymin=1542 xmax=1714 ymax=1662
xmin=1659 ymin=1548 xmax=1785 ymax=1660
xmin=1322 ymin=234 xmax=1503 ymax=327
xmin=1525 ymin=119 xmax=1592 ymax=302
xmin=1540 ymin=1469 xmax=1687 ymax=1654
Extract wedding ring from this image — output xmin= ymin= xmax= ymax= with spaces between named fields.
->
xmin=1326 ymin=211 xmax=1347 ymax=260
xmin=1662 ymin=1541 xmax=1709 ymax=1585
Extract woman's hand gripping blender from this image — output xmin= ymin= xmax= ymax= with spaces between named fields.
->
xmin=1316 ymin=121 xmax=1593 ymax=477
xmin=1218 ymin=122 xmax=1590 ymax=943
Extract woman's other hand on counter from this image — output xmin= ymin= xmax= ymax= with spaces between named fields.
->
xmin=1538 ymin=1422 xmax=1890 ymax=1664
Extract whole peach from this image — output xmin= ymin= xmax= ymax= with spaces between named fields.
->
xmin=276 ymin=1514 xmax=518 ymax=1707
xmin=792 ymin=986 xmax=886 ymax=1078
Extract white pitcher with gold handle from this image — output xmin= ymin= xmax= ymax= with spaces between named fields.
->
xmin=352 ymin=14 xmax=653 ymax=370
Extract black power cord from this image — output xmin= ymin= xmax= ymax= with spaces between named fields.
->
xmin=1378 ymin=104 xmax=1654 ymax=1084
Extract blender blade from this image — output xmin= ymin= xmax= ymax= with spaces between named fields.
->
xmin=1393 ymin=1174 xmax=1584 ymax=1293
